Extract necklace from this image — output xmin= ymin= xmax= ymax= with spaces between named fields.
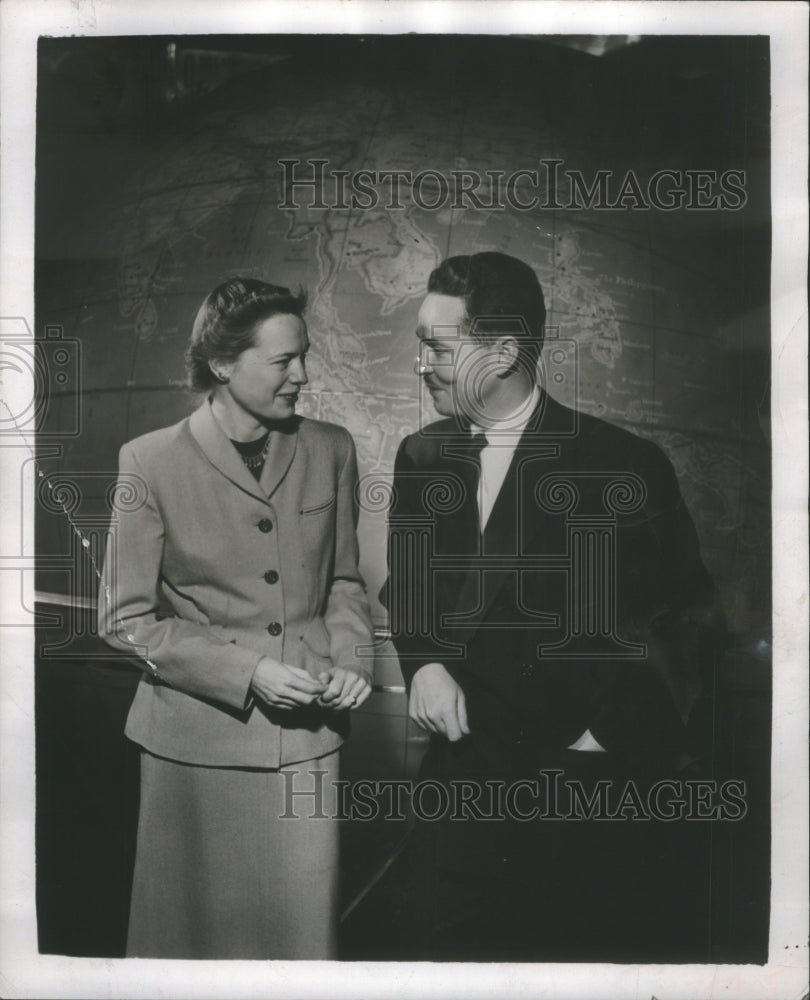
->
xmin=240 ymin=438 xmax=271 ymax=469
xmin=230 ymin=432 xmax=271 ymax=471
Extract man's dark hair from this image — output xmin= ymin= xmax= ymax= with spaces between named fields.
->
xmin=185 ymin=277 xmax=307 ymax=392
xmin=427 ymin=251 xmax=546 ymax=371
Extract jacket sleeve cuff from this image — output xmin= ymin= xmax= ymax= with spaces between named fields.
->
xmin=220 ymin=647 xmax=265 ymax=711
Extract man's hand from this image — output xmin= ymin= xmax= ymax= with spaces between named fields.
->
xmin=409 ymin=662 xmax=470 ymax=742
xmin=317 ymin=667 xmax=372 ymax=711
xmin=250 ymin=656 xmax=328 ymax=709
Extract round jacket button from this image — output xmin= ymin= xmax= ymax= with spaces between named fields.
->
xmin=264 ymin=570 xmax=279 ymax=584
xmin=258 ymin=518 xmax=273 ymax=533
xmin=267 ymin=622 xmax=283 ymax=636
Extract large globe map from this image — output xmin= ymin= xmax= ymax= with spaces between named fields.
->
xmin=35 ymin=38 xmax=770 ymax=661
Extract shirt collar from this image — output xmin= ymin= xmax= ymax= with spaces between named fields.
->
xmin=470 ymin=384 xmax=541 ymax=441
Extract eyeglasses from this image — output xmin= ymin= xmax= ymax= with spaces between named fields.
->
xmin=413 ymin=344 xmax=457 ymax=375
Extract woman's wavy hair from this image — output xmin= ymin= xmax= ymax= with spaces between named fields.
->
xmin=185 ymin=277 xmax=307 ymax=393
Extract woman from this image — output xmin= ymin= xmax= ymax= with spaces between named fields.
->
xmin=99 ymin=277 xmax=374 ymax=959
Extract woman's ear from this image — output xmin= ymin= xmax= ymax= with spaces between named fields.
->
xmin=209 ymin=360 xmax=233 ymax=384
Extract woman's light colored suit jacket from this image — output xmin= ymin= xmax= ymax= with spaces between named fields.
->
xmin=99 ymin=400 xmax=374 ymax=768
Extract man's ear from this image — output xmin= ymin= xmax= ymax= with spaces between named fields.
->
xmin=495 ymin=336 xmax=520 ymax=376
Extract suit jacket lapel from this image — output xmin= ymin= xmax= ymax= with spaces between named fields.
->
xmin=435 ymin=417 xmax=482 ymax=550
xmin=258 ymin=420 xmax=298 ymax=499
xmin=188 ymin=401 xmax=298 ymax=504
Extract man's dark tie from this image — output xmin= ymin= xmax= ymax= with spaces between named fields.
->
xmin=462 ymin=430 xmax=488 ymax=531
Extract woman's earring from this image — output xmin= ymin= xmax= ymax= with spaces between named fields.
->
xmin=213 ymin=371 xmax=230 ymax=384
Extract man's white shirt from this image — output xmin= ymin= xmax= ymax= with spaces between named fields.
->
xmin=470 ymin=384 xmax=541 ymax=532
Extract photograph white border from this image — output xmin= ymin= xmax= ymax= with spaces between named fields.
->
xmin=1 ymin=2 xmax=807 ymax=997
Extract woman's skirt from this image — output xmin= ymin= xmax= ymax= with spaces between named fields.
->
xmin=126 ymin=749 xmax=340 ymax=960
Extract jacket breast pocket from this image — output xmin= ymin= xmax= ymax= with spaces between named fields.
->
xmin=300 ymin=494 xmax=337 ymax=518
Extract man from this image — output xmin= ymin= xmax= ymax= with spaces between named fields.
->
xmin=382 ymin=251 xmax=724 ymax=961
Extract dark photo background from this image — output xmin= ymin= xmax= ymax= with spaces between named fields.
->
xmin=34 ymin=34 xmax=771 ymax=960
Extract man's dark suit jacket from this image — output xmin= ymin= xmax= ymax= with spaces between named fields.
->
xmin=383 ymin=390 xmax=723 ymax=777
